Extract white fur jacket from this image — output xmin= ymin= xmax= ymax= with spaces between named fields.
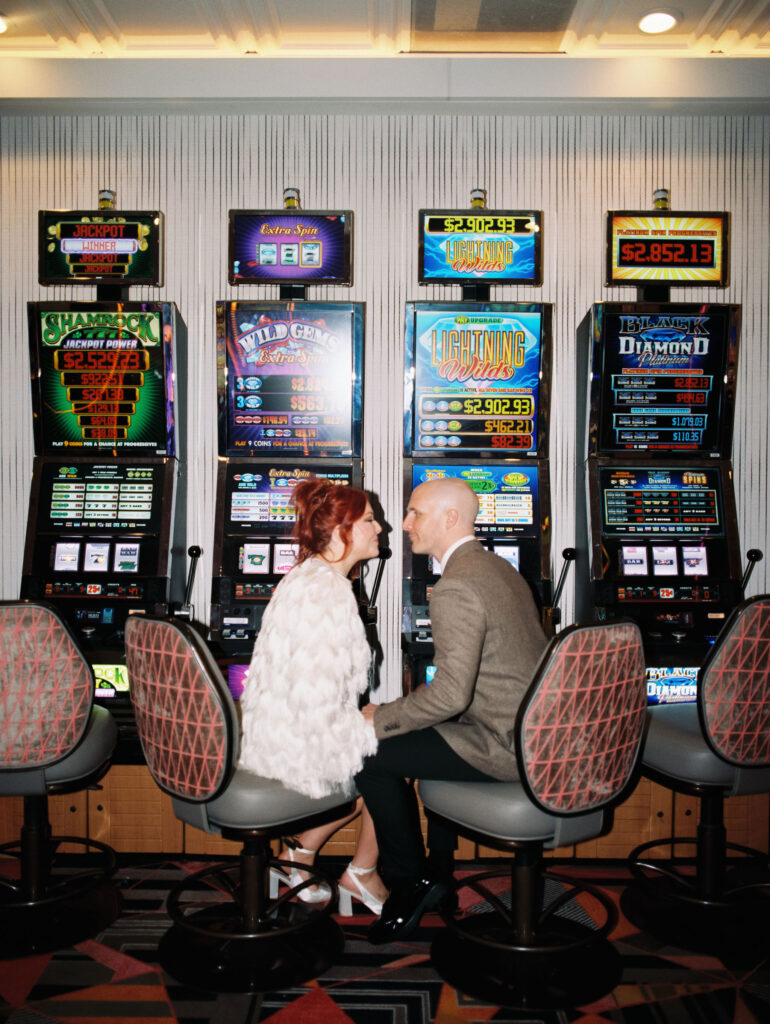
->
xmin=238 ymin=556 xmax=377 ymax=798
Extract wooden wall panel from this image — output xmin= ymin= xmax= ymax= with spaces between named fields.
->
xmin=88 ymin=765 xmax=183 ymax=853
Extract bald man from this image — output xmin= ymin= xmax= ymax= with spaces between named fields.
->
xmin=356 ymin=477 xmax=548 ymax=943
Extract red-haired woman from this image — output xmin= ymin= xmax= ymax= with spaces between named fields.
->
xmin=239 ymin=477 xmax=388 ymax=916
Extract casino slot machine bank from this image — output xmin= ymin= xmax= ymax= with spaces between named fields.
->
xmin=21 ymin=196 xmax=188 ymax=761
xmin=576 ymin=194 xmax=762 ymax=709
xmin=402 ymin=193 xmax=558 ymax=690
xmin=208 ymin=196 xmax=375 ymax=699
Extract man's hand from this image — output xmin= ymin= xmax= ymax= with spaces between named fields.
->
xmin=361 ymin=703 xmax=377 ymax=724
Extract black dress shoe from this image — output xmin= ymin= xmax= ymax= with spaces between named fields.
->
xmin=367 ymin=877 xmax=447 ymax=945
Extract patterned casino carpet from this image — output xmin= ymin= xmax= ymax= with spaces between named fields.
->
xmin=0 ymin=858 xmax=768 ymax=1024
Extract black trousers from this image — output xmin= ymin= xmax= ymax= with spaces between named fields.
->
xmin=354 ymin=727 xmax=496 ymax=884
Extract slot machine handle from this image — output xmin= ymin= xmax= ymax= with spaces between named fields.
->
xmin=551 ymin=547 xmax=577 ymax=616
xmin=368 ymin=547 xmax=392 ymax=615
xmin=740 ymin=548 xmax=764 ymax=595
xmin=179 ymin=545 xmax=202 ymax=618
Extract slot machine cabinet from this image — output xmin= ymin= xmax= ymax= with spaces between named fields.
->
xmin=211 ymin=298 xmax=364 ymax=686
xmin=402 ymin=300 xmax=553 ymax=685
xmin=22 ymin=300 xmax=187 ymax=750
xmin=209 ymin=458 xmax=362 ymax=666
xmin=21 ymin=456 xmax=183 ymax=650
xmin=575 ymin=301 xmax=742 ymax=683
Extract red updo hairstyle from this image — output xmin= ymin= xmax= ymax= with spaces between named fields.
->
xmin=292 ymin=478 xmax=369 ymax=564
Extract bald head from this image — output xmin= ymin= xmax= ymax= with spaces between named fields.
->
xmin=403 ymin=477 xmax=479 ymax=561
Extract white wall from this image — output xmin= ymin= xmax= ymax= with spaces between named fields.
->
xmin=1 ymin=111 xmax=768 ymax=699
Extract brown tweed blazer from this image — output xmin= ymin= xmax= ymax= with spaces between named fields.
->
xmin=373 ymin=539 xmax=548 ymax=779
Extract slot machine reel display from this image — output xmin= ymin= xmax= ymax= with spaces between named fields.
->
xmin=22 ymin=300 xmax=187 ymax=719
xmin=211 ymin=300 xmax=364 ymax=673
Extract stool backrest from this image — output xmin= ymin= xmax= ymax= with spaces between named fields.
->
xmin=699 ymin=594 xmax=770 ymax=767
xmin=124 ymin=616 xmax=237 ymax=802
xmin=0 ymin=601 xmax=93 ymax=769
xmin=516 ymin=619 xmax=646 ymax=815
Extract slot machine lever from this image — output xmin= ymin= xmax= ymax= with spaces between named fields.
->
xmin=177 ymin=545 xmax=202 ymax=621
xmin=740 ymin=548 xmax=764 ymax=595
xmin=365 ymin=547 xmax=392 ymax=624
xmin=549 ymin=547 xmax=577 ymax=628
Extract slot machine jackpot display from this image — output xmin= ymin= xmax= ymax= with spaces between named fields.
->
xmin=402 ymin=301 xmax=553 ymax=675
xmin=39 ymin=209 xmax=164 ymax=287
xmin=576 ymin=263 xmax=743 ymax=697
xmin=605 ymin=210 xmax=729 ymax=289
xmin=22 ymin=300 xmax=187 ymax=717
xmin=210 ymin=300 xmax=364 ymax=672
xmin=419 ymin=210 xmax=543 ymax=286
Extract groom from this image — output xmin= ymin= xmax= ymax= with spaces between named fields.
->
xmin=357 ymin=475 xmax=548 ymax=944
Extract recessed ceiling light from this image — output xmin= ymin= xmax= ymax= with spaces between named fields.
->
xmin=638 ymin=9 xmax=680 ymax=34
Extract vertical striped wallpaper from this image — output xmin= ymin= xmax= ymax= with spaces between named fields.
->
xmin=1 ymin=113 xmax=768 ymax=700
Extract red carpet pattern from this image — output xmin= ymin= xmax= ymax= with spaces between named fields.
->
xmin=0 ymin=860 xmax=768 ymax=1023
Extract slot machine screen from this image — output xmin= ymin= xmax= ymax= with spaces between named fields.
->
xmin=39 ymin=461 xmax=165 ymax=535
xmin=606 ymin=211 xmax=729 ymax=287
xmin=217 ymin=301 xmax=363 ymax=457
xmin=29 ymin=303 xmax=179 ymax=456
xmin=418 ymin=210 xmax=543 ymax=285
xmin=225 ymin=461 xmax=353 ymax=536
xmin=39 ymin=210 xmax=163 ymax=286
xmin=404 ymin=303 xmax=549 ymax=456
xmin=228 ymin=210 xmax=352 ymax=285
xmin=599 ymin=467 xmax=724 ymax=539
xmin=594 ymin=306 xmax=736 ymax=456
xmin=412 ymin=463 xmax=540 ymax=540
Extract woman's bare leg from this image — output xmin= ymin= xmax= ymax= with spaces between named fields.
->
xmin=341 ymin=803 xmax=388 ymax=904
xmin=284 ymin=798 xmax=362 ymax=881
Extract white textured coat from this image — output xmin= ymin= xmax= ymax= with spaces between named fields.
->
xmin=238 ymin=557 xmax=377 ymax=798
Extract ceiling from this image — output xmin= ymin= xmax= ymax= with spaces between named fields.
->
xmin=0 ymin=0 xmax=768 ymax=59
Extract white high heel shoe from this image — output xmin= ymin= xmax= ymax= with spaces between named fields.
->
xmin=338 ymin=863 xmax=385 ymax=916
xmin=270 ymin=845 xmax=331 ymax=904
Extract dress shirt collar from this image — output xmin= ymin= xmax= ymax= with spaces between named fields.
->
xmin=436 ymin=535 xmax=476 ymax=575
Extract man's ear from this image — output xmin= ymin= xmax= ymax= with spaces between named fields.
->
xmin=445 ymin=508 xmax=459 ymax=529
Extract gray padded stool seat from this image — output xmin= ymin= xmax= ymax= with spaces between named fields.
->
xmin=643 ymin=703 xmax=770 ymax=794
xmin=419 ymin=778 xmax=605 ymax=848
xmin=622 ymin=595 xmax=770 ymax=956
xmin=419 ymin=619 xmax=647 ymax=1009
xmin=124 ymin=614 xmax=356 ymax=994
xmin=0 ymin=601 xmax=120 ymax=958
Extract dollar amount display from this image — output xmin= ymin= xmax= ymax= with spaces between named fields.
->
xmin=617 ymin=239 xmax=715 ymax=268
xmin=54 ymin=350 xmax=150 ymax=371
xmin=417 ymin=394 xmax=535 ymax=452
xmin=608 ymin=372 xmax=717 ymax=451
xmin=426 ymin=215 xmax=535 ymax=235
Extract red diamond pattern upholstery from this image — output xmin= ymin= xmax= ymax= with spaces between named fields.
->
xmin=0 ymin=602 xmax=93 ymax=769
xmin=519 ymin=620 xmax=646 ymax=815
xmin=125 ymin=617 xmax=231 ymax=801
xmin=700 ymin=596 xmax=770 ymax=767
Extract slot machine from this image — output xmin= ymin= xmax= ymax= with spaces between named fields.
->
xmin=209 ymin=199 xmax=365 ymax=696
xmin=402 ymin=197 xmax=553 ymax=687
xmin=575 ymin=201 xmax=753 ymax=702
xmin=22 ymin=202 xmax=186 ymax=755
